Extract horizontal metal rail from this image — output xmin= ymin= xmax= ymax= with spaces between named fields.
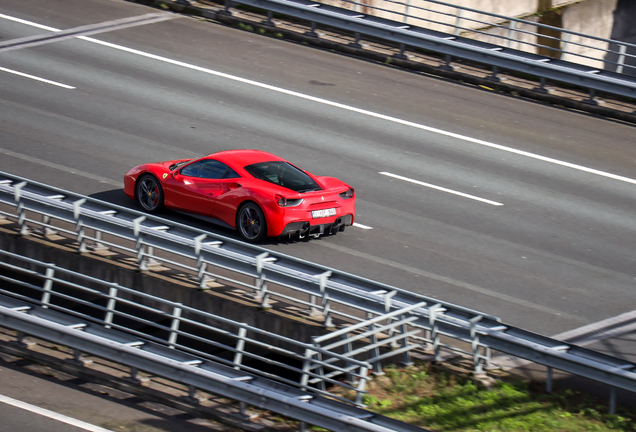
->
xmin=336 ymin=0 xmax=636 ymax=73
xmin=1 ymin=171 xmax=636 ymax=414
xmin=0 ymin=303 xmax=427 ymax=432
xmin=216 ymin=0 xmax=636 ymax=99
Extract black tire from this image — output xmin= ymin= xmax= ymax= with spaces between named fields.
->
xmin=136 ymin=174 xmax=164 ymax=213
xmin=237 ymin=202 xmax=267 ymax=243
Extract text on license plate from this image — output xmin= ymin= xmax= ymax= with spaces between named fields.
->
xmin=312 ymin=208 xmax=336 ymax=218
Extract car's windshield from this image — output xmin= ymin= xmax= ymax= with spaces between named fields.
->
xmin=244 ymin=161 xmax=321 ymax=193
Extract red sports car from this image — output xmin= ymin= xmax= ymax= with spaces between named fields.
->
xmin=123 ymin=150 xmax=355 ymax=242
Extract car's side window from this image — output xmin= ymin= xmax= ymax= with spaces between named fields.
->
xmin=180 ymin=160 xmax=240 ymax=179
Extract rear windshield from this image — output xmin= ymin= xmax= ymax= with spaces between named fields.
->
xmin=244 ymin=161 xmax=321 ymax=193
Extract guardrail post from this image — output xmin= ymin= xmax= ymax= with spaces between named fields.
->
xmin=487 ymin=65 xmax=501 ymax=82
xmin=453 ymin=8 xmax=463 ymax=36
xmin=429 ymin=304 xmax=444 ymax=362
xmin=546 ymin=366 xmax=553 ymax=393
xmin=194 ymin=234 xmax=211 ymax=289
xmin=104 ymin=285 xmax=118 ymax=329
xmin=384 ymin=291 xmax=398 ymax=348
xmin=73 ymin=199 xmax=88 ymax=253
xmin=399 ymin=314 xmax=413 ymax=366
xmin=342 ymin=333 xmax=354 ymax=385
xmin=262 ymin=10 xmax=275 ymax=26
xmin=300 ymin=345 xmax=316 ymax=391
xmin=132 ymin=216 xmax=147 ymax=270
xmin=367 ymin=314 xmax=383 ymax=375
xmin=616 ymin=44 xmax=627 ymax=74
xmin=403 ymin=0 xmax=411 ymax=24
xmin=255 ymin=253 xmax=275 ymax=309
xmin=168 ymin=303 xmax=182 ymax=349
xmin=507 ymin=20 xmax=517 ymax=48
xmin=310 ymin=271 xmax=332 ymax=326
xmin=609 ymin=387 xmax=616 ymax=415
xmin=470 ymin=315 xmax=485 ymax=376
xmin=394 ymin=43 xmax=409 ymax=60
xmin=305 ymin=21 xmax=319 ymax=38
xmin=584 ymin=88 xmax=598 ymax=106
xmin=217 ymin=0 xmax=232 ymax=16
xmin=41 ymin=267 xmax=55 ymax=309
xmin=439 ymin=54 xmax=454 ymax=71
xmin=354 ymin=366 xmax=369 ymax=407
xmin=349 ymin=32 xmax=364 ymax=49
xmin=14 ymin=182 xmax=30 ymax=236
xmin=234 ymin=326 xmax=248 ymax=370
xmin=560 ymin=33 xmax=570 ymax=60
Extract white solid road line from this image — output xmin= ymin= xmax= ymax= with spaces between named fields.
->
xmin=353 ymin=222 xmax=373 ymax=229
xmin=0 ymin=66 xmax=75 ymax=89
xmin=3 ymin=13 xmax=636 ymax=187
xmin=0 ymin=394 xmax=115 ymax=432
xmin=380 ymin=171 xmax=504 ymax=206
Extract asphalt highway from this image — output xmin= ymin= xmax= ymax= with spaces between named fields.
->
xmin=1 ymin=0 xmax=635 ymax=341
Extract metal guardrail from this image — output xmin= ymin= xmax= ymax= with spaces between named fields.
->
xmin=1 ymin=171 xmax=636 ymax=414
xmin=0 ymin=249 xmax=426 ymax=406
xmin=0 ymin=300 xmax=427 ymax=432
xmin=215 ymin=0 xmax=636 ymax=100
xmin=337 ymin=0 xmax=636 ymax=75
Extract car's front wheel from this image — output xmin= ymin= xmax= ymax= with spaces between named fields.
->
xmin=136 ymin=174 xmax=164 ymax=213
xmin=237 ymin=202 xmax=267 ymax=243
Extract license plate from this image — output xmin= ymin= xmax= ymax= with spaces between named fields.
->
xmin=312 ymin=208 xmax=336 ymax=218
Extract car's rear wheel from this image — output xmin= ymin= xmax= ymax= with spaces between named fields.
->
xmin=237 ymin=203 xmax=267 ymax=243
xmin=136 ymin=174 xmax=164 ymax=213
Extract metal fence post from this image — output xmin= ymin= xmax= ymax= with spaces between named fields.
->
xmin=104 ymin=285 xmax=118 ymax=329
xmin=400 ymin=314 xmax=413 ymax=366
xmin=132 ymin=216 xmax=147 ymax=270
xmin=342 ymin=333 xmax=354 ymax=385
xmin=546 ymin=366 xmax=553 ymax=393
xmin=470 ymin=315 xmax=485 ymax=376
xmin=168 ymin=303 xmax=182 ymax=349
xmin=317 ymin=271 xmax=332 ymax=327
xmin=429 ymin=304 xmax=445 ymax=362
xmin=41 ymin=267 xmax=55 ymax=309
xmin=255 ymin=252 xmax=275 ymax=308
xmin=234 ymin=326 xmax=248 ymax=370
xmin=384 ymin=291 xmax=398 ymax=348
xmin=453 ymin=8 xmax=463 ymax=36
xmin=14 ymin=182 xmax=30 ymax=236
xmin=609 ymin=386 xmax=616 ymax=415
xmin=507 ymin=20 xmax=517 ymax=48
xmin=194 ymin=234 xmax=210 ymax=289
xmin=367 ymin=315 xmax=383 ymax=375
xmin=354 ymin=366 xmax=369 ymax=407
xmin=560 ymin=33 xmax=570 ymax=60
xmin=300 ymin=346 xmax=315 ymax=391
xmin=616 ymin=44 xmax=627 ymax=74
xmin=73 ymin=198 xmax=88 ymax=253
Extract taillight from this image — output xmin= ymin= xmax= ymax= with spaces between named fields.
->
xmin=339 ymin=188 xmax=354 ymax=199
xmin=275 ymin=194 xmax=304 ymax=207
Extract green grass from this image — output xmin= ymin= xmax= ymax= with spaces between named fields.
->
xmin=330 ymin=363 xmax=635 ymax=432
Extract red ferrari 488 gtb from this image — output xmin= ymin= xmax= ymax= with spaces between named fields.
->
xmin=124 ymin=150 xmax=355 ymax=242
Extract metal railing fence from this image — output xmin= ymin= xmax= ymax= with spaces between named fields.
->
xmin=214 ymin=0 xmax=636 ymax=100
xmin=0 ymin=249 xmax=425 ymax=405
xmin=1 ymin=171 xmax=636 ymax=414
xmin=0 ymin=301 xmax=428 ymax=432
xmin=334 ymin=0 xmax=636 ymax=75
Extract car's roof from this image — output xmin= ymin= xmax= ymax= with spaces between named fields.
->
xmin=208 ymin=149 xmax=285 ymax=167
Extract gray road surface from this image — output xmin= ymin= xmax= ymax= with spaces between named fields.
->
xmin=0 ymin=0 xmax=635 ymax=339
